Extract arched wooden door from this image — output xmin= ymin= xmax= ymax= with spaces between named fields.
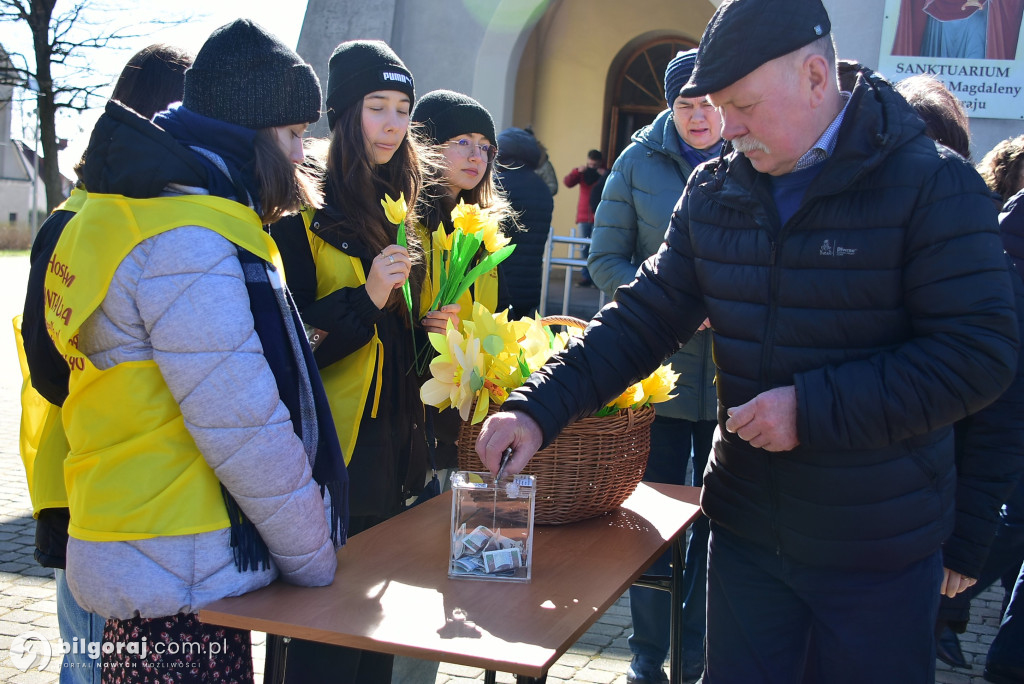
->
xmin=605 ymin=36 xmax=697 ymax=164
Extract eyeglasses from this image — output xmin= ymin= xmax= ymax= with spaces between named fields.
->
xmin=448 ymin=138 xmax=496 ymax=162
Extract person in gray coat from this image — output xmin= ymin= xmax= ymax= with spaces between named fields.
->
xmin=42 ymin=20 xmax=343 ymax=680
xmin=588 ymin=48 xmax=722 ymax=684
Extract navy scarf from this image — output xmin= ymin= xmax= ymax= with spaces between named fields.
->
xmin=678 ymin=135 xmax=724 ymax=171
xmin=157 ymin=116 xmax=349 ymax=570
xmin=237 ymin=252 xmax=349 ymax=563
xmin=154 ymin=105 xmax=261 ymax=211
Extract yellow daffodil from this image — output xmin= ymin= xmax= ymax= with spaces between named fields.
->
xmin=431 ymin=225 xmax=453 ymax=252
xmin=419 ymin=321 xmax=486 ymax=420
xmin=480 ymin=215 xmax=511 ymax=253
xmin=611 ymin=382 xmax=645 ymax=410
xmin=450 ymin=198 xmax=490 ymax=235
xmin=464 ymin=302 xmax=519 ymax=358
xmin=508 ymin=315 xmax=551 ymax=372
xmin=641 ymin=364 xmax=680 ymax=405
xmin=381 ymin=192 xmax=408 ymax=225
xmin=486 ymin=359 xmax=524 ymax=393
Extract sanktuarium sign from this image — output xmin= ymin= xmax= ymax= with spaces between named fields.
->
xmin=878 ymin=0 xmax=1024 ymax=119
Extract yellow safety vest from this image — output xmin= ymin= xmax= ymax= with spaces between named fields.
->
xmin=16 ymin=188 xmax=88 ymax=516
xmin=416 ymin=221 xmax=499 ymax=319
xmin=300 ymin=208 xmax=383 ymax=464
xmin=44 ymin=193 xmax=284 ymax=542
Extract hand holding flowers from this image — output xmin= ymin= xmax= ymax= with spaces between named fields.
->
xmin=421 ymin=303 xmax=461 ymax=336
xmin=379 ymin=193 xmax=416 ymax=315
xmin=366 ymin=244 xmax=412 ymax=309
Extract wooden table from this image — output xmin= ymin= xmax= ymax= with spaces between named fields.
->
xmin=200 ymin=482 xmax=702 ymax=683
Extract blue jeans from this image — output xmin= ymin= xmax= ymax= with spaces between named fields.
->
xmin=55 ymin=568 xmax=104 ymax=684
xmin=705 ymin=524 xmax=942 ymax=684
xmin=987 ymin=558 xmax=1024 ymax=673
xmin=628 ymin=416 xmax=715 ymax=667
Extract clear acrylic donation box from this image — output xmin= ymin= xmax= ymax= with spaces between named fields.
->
xmin=449 ymin=471 xmax=536 ymax=582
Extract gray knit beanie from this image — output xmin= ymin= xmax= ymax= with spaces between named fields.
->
xmin=325 ymin=40 xmax=415 ymax=131
xmin=412 ymin=89 xmax=495 ymax=146
xmin=183 ymin=19 xmax=321 ymax=129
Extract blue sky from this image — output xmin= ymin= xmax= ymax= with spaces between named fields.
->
xmin=6 ymin=0 xmax=309 ymax=176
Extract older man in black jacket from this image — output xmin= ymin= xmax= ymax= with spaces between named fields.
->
xmin=475 ymin=0 xmax=1019 ymax=682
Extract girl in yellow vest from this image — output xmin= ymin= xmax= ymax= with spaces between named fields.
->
xmin=18 ymin=43 xmax=194 ymax=684
xmin=411 ymin=89 xmax=513 ymax=317
xmin=268 ymin=40 xmax=458 ymax=684
xmin=41 ymin=20 xmax=347 ymax=681
xmin=411 ymin=90 xmax=514 ymax=477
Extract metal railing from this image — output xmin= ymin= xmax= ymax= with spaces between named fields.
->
xmin=539 ymin=227 xmax=606 ymax=317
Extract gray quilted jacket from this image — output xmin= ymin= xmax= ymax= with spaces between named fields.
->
xmin=66 ymin=222 xmax=337 ymax=619
xmin=589 ymin=108 xmax=716 ymax=422
xmin=62 ymin=103 xmax=337 ymax=618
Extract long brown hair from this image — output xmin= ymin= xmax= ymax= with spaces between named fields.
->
xmin=321 ymin=100 xmax=428 ymax=310
xmin=253 ymin=128 xmax=323 ymax=224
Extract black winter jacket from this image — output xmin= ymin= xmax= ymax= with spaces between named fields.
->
xmin=1001 ymin=189 xmax=1024 ymax=273
xmin=944 ymin=254 xmax=1024 ymax=579
xmin=496 ymin=130 xmax=554 ymax=319
xmin=271 ymin=207 xmax=428 ymax=517
xmin=503 ymin=70 xmax=1019 ymax=571
xmin=943 ymin=193 xmax=1024 ymax=578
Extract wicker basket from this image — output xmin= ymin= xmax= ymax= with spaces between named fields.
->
xmin=456 ymin=315 xmax=655 ymax=525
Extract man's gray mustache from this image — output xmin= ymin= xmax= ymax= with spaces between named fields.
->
xmin=732 ymin=136 xmax=771 ymax=154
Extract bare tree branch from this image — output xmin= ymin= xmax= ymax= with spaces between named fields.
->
xmin=0 ymin=0 xmax=190 ymax=211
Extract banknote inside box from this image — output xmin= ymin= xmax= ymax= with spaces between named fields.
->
xmin=449 ymin=471 xmax=536 ymax=582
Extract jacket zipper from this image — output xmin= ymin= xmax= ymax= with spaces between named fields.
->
xmin=699 ymin=330 xmax=711 ymax=420
xmin=762 ymin=219 xmax=784 ymax=556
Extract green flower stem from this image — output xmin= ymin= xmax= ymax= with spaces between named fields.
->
xmin=396 ymin=219 xmax=418 ymax=359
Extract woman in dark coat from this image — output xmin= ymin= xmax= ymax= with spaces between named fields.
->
xmin=494 ymin=127 xmax=554 ymax=319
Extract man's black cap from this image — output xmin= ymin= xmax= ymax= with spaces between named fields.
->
xmin=681 ymin=0 xmax=831 ymax=97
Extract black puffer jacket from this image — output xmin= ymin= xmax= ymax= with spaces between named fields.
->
xmin=943 ymin=193 xmax=1024 ymax=578
xmin=1001 ymin=189 xmax=1024 ymax=272
xmin=944 ymin=253 xmax=1024 ymax=579
xmin=495 ymin=128 xmax=554 ymax=319
xmin=503 ymin=70 xmax=1019 ymax=571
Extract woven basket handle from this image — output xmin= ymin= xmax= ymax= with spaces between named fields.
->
xmin=539 ymin=315 xmax=588 ymax=330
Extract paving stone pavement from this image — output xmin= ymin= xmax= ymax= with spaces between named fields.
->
xmin=0 ymin=253 xmax=1012 ymax=683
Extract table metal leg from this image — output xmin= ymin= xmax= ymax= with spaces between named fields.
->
xmin=669 ymin=536 xmax=685 ymax=684
xmin=632 ymin=532 xmax=688 ymax=684
xmin=263 ymin=634 xmax=288 ymax=684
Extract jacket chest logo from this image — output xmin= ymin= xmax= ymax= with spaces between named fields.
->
xmin=819 ymin=238 xmax=858 ymax=257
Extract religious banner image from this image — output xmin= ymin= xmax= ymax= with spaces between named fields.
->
xmin=878 ymin=0 xmax=1024 ymax=119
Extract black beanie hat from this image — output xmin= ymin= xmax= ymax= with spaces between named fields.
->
xmin=412 ymin=89 xmax=496 ymax=147
xmin=325 ymin=40 xmax=415 ymax=131
xmin=183 ymin=19 xmax=321 ymax=129
xmin=681 ymin=0 xmax=831 ymax=97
